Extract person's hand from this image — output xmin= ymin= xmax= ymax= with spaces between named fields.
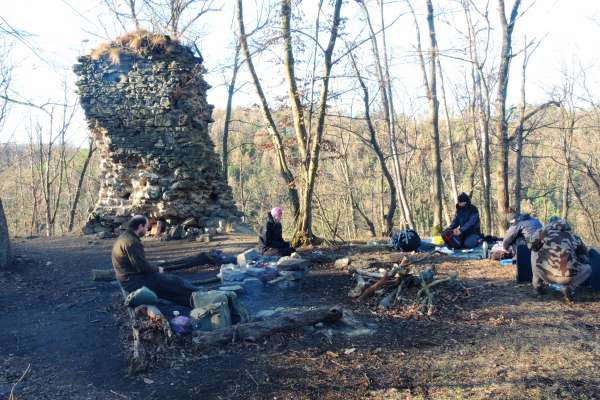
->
xmin=158 ymin=267 xmax=164 ymax=273
xmin=453 ymin=228 xmax=461 ymax=236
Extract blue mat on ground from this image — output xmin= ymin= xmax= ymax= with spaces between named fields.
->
xmin=418 ymin=239 xmax=485 ymax=260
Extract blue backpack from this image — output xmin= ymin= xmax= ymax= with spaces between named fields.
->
xmin=390 ymin=229 xmax=421 ymax=252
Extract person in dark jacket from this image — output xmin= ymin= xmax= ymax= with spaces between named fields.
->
xmin=258 ymin=207 xmax=295 ymax=257
xmin=442 ymin=192 xmax=482 ymax=249
xmin=502 ymin=212 xmax=543 ymax=256
xmin=112 ymin=215 xmax=200 ymax=307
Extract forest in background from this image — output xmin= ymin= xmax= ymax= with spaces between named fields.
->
xmin=1 ymin=0 xmax=599 ymax=247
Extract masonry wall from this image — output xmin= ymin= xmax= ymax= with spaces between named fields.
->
xmin=74 ymin=35 xmax=238 ymax=233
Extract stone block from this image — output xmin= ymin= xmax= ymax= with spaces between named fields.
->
xmin=334 ymin=257 xmax=351 ymax=269
xmin=237 ymin=248 xmax=261 ymax=267
xmin=277 ymin=257 xmax=312 ymax=271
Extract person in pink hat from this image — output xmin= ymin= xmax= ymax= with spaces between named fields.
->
xmin=258 ymin=207 xmax=295 ymax=256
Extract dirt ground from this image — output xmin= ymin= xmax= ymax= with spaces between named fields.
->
xmin=2 ymin=234 xmax=600 ymax=400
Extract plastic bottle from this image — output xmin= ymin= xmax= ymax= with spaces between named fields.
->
xmin=548 ymin=283 xmax=565 ymax=291
xmin=499 ymin=259 xmax=513 ymax=266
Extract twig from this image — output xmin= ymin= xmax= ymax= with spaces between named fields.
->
xmin=245 ymin=369 xmax=259 ymax=389
xmin=109 ymin=389 xmax=129 ymax=399
xmin=9 ymin=363 xmax=30 ymax=400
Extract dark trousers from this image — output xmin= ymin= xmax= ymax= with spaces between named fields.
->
xmin=442 ymin=230 xmax=481 ymax=250
xmin=261 ymin=244 xmax=295 ymax=257
xmin=121 ymin=273 xmax=198 ymax=307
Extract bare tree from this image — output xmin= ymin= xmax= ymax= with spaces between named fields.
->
xmin=221 ymin=41 xmax=241 ymax=183
xmin=495 ymin=0 xmax=521 ymax=230
xmin=280 ymin=0 xmax=343 ymax=245
xmin=68 ymin=140 xmax=96 ymax=232
xmin=408 ymin=0 xmax=444 ymax=228
xmin=235 ymin=0 xmax=300 ymax=218
xmin=358 ymin=0 xmax=414 ymax=228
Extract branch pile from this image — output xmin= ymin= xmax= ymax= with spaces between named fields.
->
xmin=348 ymin=255 xmax=462 ymax=317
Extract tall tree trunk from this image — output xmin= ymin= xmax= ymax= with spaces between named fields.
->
xmin=436 ymin=57 xmax=458 ymax=205
xmin=495 ymin=0 xmax=521 ymax=231
xmin=68 ymin=141 xmax=95 ymax=232
xmin=281 ymin=0 xmax=343 ymax=246
xmin=222 ymin=43 xmax=241 ymax=184
xmin=350 ymin=54 xmax=397 ymax=235
xmin=359 ymin=1 xmax=412 ymax=228
xmin=235 ymin=0 xmax=300 ymax=218
xmin=425 ymin=0 xmax=444 ymax=229
xmin=464 ymin=1 xmax=493 ymax=234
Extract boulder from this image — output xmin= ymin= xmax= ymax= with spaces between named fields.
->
xmin=334 ymin=257 xmax=351 ymax=269
xmin=237 ymin=248 xmax=262 ymax=267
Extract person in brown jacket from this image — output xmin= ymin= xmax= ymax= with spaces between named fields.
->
xmin=112 ymin=215 xmax=199 ymax=306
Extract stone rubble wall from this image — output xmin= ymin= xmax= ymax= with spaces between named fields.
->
xmin=74 ymin=35 xmax=238 ymax=233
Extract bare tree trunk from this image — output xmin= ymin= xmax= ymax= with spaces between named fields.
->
xmin=359 ymin=1 xmax=412 ymax=228
xmin=495 ymin=0 xmax=521 ymax=231
xmin=350 ymin=54 xmax=397 ymax=235
xmin=236 ymin=0 xmax=299 ymax=217
xmin=425 ymin=0 xmax=444 ymax=229
xmin=68 ymin=141 xmax=95 ymax=232
xmin=280 ymin=0 xmax=343 ymax=245
xmin=436 ymin=57 xmax=458 ymax=205
xmin=464 ymin=0 xmax=493 ymax=234
xmin=221 ymin=43 xmax=241 ymax=184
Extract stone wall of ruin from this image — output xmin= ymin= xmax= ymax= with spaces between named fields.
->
xmin=74 ymin=34 xmax=238 ymax=233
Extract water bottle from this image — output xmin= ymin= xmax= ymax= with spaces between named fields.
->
xmin=499 ymin=259 xmax=513 ymax=266
xmin=548 ymin=283 xmax=564 ymax=291
xmin=482 ymin=241 xmax=489 ymax=259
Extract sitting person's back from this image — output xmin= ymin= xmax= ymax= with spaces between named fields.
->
xmin=502 ymin=212 xmax=542 ymax=254
xmin=258 ymin=207 xmax=295 ymax=257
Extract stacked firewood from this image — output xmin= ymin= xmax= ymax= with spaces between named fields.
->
xmin=348 ymin=256 xmax=460 ymax=316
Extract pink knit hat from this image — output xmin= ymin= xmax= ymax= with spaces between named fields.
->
xmin=271 ymin=207 xmax=283 ymax=221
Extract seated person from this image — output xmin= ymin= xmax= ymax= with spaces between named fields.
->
xmin=530 ymin=217 xmax=592 ymax=302
xmin=258 ymin=207 xmax=295 ymax=257
xmin=501 ymin=211 xmax=543 ymax=256
xmin=442 ymin=192 xmax=482 ymax=249
xmin=112 ymin=215 xmax=201 ymax=307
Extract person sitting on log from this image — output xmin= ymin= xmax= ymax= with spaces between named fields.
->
xmin=112 ymin=215 xmax=201 ymax=307
xmin=501 ymin=210 xmax=542 ymax=257
xmin=442 ymin=192 xmax=483 ymax=249
xmin=530 ymin=217 xmax=592 ymax=302
xmin=258 ymin=207 xmax=295 ymax=257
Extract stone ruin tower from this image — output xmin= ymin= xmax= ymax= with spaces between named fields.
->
xmin=74 ymin=31 xmax=238 ymax=233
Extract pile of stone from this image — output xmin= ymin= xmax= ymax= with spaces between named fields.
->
xmin=218 ymin=249 xmax=312 ymax=291
xmin=74 ymin=30 xmax=239 ymax=234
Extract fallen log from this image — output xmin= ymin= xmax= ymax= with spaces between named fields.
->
xmin=191 ymin=276 xmax=221 ymax=285
xmin=192 ymin=306 xmax=343 ymax=347
xmin=357 ymin=257 xmax=409 ymax=301
xmin=91 ymin=269 xmax=115 ymax=282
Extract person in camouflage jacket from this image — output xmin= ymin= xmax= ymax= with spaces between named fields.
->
xmin=530 ymin=218 xmax=592 ymax=301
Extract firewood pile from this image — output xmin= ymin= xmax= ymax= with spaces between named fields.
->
xmin=348 ymin=255 xmax=463 ymax=317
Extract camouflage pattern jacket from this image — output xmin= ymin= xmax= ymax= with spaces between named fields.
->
xmin=531 ymin=219 xmax=589 ymax=277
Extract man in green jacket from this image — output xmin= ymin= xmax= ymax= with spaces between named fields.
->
xmin=112 ymin=215 xmax=199 ymax=306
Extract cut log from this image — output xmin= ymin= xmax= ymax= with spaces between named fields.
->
xmin=192 ymin=306 xmax=343 ymax=347
xmin=348 ymin=274 xmax=368 ymax=298
xmin=357 ymin=258 xmax=409 ymax=302
xmin=191 ymin=277 xmax=221 ymax=285
xmin=91 ymin=269 xmax=116 ymax=281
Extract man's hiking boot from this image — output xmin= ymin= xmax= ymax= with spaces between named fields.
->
xmin=560 ymin=286 xmax=575 ymax=303
xmin=534 ymin=284 xmax=547 ymax=295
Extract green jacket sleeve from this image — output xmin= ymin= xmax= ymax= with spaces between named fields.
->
xmin=126 ymin=239 xmax=159 ymax=274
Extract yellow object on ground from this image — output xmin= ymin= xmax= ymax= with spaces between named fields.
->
xmin=432 ymin=236 xmax=445 ymax=246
